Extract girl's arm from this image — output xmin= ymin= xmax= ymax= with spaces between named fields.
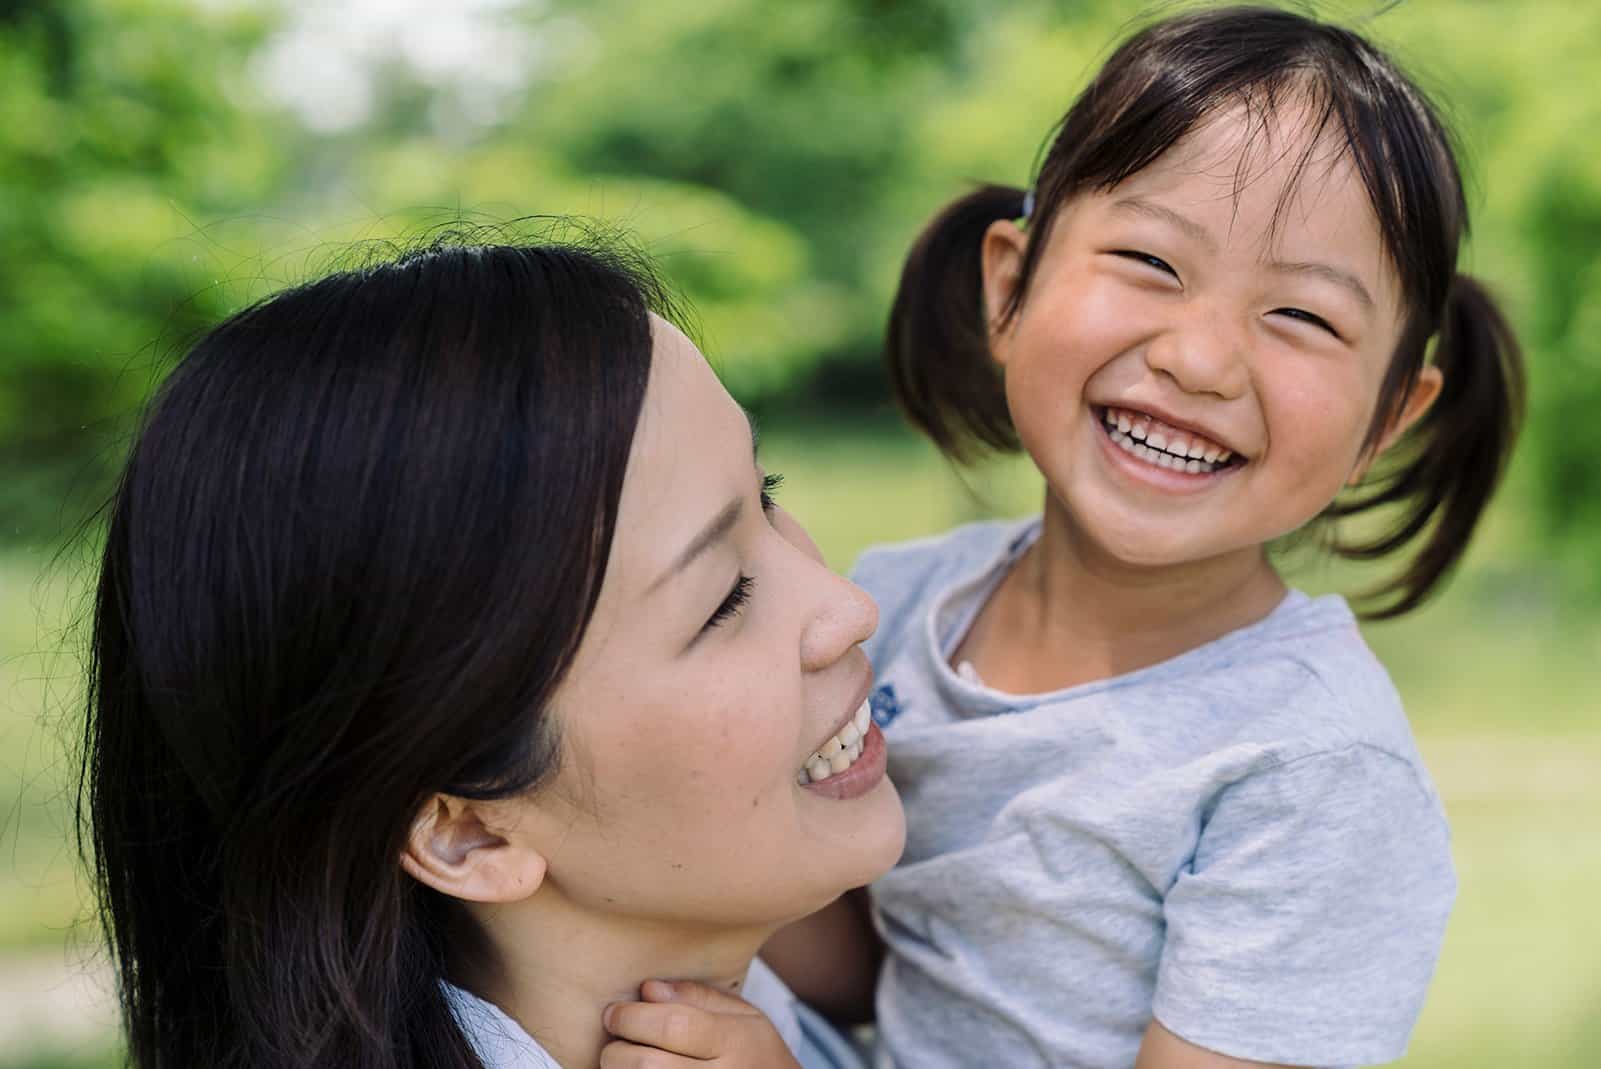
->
xmin=758 ymin=887 xmax=882 ymax=1023
xmin=1135 ymin=1021 xmax=1297 ymax=1069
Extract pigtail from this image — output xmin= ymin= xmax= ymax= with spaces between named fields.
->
xmin=1333 ymin=274 xmax=1526 ymax=618
xmin=885 ymin=184 xmax=1027 ymax=461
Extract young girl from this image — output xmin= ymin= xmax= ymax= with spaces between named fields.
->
xmin=687 ymin=6 xmax=1523 ymax=1069
xmin=862 ymin=5 xmax=1526 ymax=1067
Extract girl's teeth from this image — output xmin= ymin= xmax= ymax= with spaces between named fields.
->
xmin=1102 ymin=408 xmax=1232 ymax=475
xmin=1108 ymin=426 xmax=1223 ymax=475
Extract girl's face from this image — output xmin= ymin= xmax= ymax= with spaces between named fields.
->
xmin=985 ymin=103 xmax=1433 ymax=571
xmin=510 ymin=319 xmax=904 ymax=930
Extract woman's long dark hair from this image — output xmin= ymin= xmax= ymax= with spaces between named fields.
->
xmin=887 ymin=4 xmax=1525 ymax=617
xmin=79 ymin=234 xmax=672 ymax=1067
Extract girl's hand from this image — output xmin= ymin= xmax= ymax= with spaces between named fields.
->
xmin=601 ymin=979 xmax=803 ymax=1068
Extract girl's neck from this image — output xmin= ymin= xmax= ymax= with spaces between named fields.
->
xmin=957 ymin=500 xmax=1288 ymax=693
xmin=459 ymin=891 xmax=772 ymax=1069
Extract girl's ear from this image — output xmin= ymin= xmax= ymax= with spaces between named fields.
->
xmin=1349 ymin=366 xmax=1444 ymax=485
xmin=980 ymin=219 xmax=1029 ymax=362
xmin=400 ymin=794 xmax=547 ymax=904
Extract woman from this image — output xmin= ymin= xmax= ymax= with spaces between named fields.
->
xmin=80 ymin=235 xmax=904 ymax=1068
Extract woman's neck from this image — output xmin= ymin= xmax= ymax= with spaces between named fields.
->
xmin=957 ymin=499 xmax=1287 ymax=693
xmin=460 ymin=891 xmax=772 ymax=1069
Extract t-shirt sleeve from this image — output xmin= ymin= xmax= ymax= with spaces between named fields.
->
xmin=1152 ymin=743 xmax=1456 ymax=1067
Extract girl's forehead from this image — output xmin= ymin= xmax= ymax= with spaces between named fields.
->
xmin=1131 ymin=100 xmax=1358 ymax=202
xmin=1108 ymin=101 xmax=1381 ymax=250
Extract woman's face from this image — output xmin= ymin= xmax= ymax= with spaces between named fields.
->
xmin=511 ymin=319 xmax=904 ymax=930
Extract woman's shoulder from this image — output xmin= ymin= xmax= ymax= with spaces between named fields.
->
xmin=441 ymin=982 xmax=562 ymax=1069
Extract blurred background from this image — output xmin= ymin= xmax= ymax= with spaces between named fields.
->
xmin=1 ymin=0 xmax=1597 ymax=1065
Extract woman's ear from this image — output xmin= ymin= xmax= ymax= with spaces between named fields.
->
xmin=1349 ymin=366 xmax=1445 ymax=485
xmin=400 ymin=794 xmax=547 ymax=904
xmin=980 ymin=219 xmax=1029 ymax=363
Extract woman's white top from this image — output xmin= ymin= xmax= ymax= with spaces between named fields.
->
xmin=443 ymin=957 xmax=864 ymax=1069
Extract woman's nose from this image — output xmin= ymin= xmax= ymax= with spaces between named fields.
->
xmin=801 ymin=571 xmax=879 ymax=673
xmin=1143 ymin=313 xmax=1250 ymax=399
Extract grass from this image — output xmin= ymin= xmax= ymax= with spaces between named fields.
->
xmin=1 ymin=416 xmax=1596 ymax=1067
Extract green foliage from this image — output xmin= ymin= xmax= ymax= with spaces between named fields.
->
xmin=0 ymin=0 xmax=284 ymax=542
xmin=1 ymin=0 xmax=1599 ymax=587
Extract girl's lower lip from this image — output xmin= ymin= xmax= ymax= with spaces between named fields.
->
xmin=801 ymin=722 xmax=887 ymax=801
xmin=1093 ymin=412 xmax=1238 ymax=493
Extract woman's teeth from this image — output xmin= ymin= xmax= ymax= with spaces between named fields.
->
xmin=798 ymin=699 xmax=873 ymax=785
xmin=1102 ymin=407 xmax=1232 ymax=474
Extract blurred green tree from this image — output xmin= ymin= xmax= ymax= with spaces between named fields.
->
xmin=1 ymin=0 xmax=1597 ymax=590
xmin=0 ymin=0 xmax=284 ymax=541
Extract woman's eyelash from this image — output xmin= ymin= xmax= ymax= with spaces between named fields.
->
xmin=1272 ymin=307 xmax=1341 ymax=339
xmin=760 ymin=472 xmax=784 ymax=512
xmin=697 ymin=474 xmax=782 ymax=637
xmin=703 ymin=574 xmax=754 ymax=632
xmin=1112 ymin=250 xmax=1179 ymax=278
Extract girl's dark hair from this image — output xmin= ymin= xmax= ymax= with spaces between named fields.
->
xmin=887 ymin=4 xmax=1525 ymax=618
xmin=79 ymin=234 xmax=672 ymax=1067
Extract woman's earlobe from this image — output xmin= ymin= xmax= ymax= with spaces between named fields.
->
xmin=400 ymin=794 xmax=548 ymax=904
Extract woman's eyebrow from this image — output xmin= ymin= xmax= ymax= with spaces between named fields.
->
xmin=647 ymin=407 xmax=762 ymax=595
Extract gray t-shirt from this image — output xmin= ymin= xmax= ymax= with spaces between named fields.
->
xmin=856 ymin=519 xmax=1455 ymax=1068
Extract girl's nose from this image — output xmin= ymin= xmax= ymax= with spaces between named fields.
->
xmin=1144 ymin=316 xmax=1250 ymax=399
xmin=801 ymin=569 xmax=879 ymax=673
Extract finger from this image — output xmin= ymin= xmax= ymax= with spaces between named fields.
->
xmin=598 ymin=1038 xmax=703 ymax=1069
xmin=604 ymin=1000 xmax=722 ymax=1060
xmin=642 ymin=978 xmax=762 ymax=1016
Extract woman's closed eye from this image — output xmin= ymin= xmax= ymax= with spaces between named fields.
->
xmin=703 ymin=574 xmax=754 ymax=633
xmin=700 ymin=473 xmax=783 ymax=635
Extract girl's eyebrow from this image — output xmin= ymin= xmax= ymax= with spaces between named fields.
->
xmin=1266 ymin=259 xmax=1375 ymax=310
xmin=1113 ymin=195 xmax=1374 ymax=309
xmin=1111 ymin=196 xmax=1216 ymax=250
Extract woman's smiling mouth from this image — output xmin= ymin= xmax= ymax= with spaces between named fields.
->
xmin=797 ymin=699 xmax=887 ymax=800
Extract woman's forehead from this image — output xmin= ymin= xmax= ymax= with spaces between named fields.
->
xmin=609 ymin=318 xmax=749 ymax=582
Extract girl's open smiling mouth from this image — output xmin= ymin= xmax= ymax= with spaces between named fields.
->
xmin=1093 ymin=405 xmax=1247 ymax=486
